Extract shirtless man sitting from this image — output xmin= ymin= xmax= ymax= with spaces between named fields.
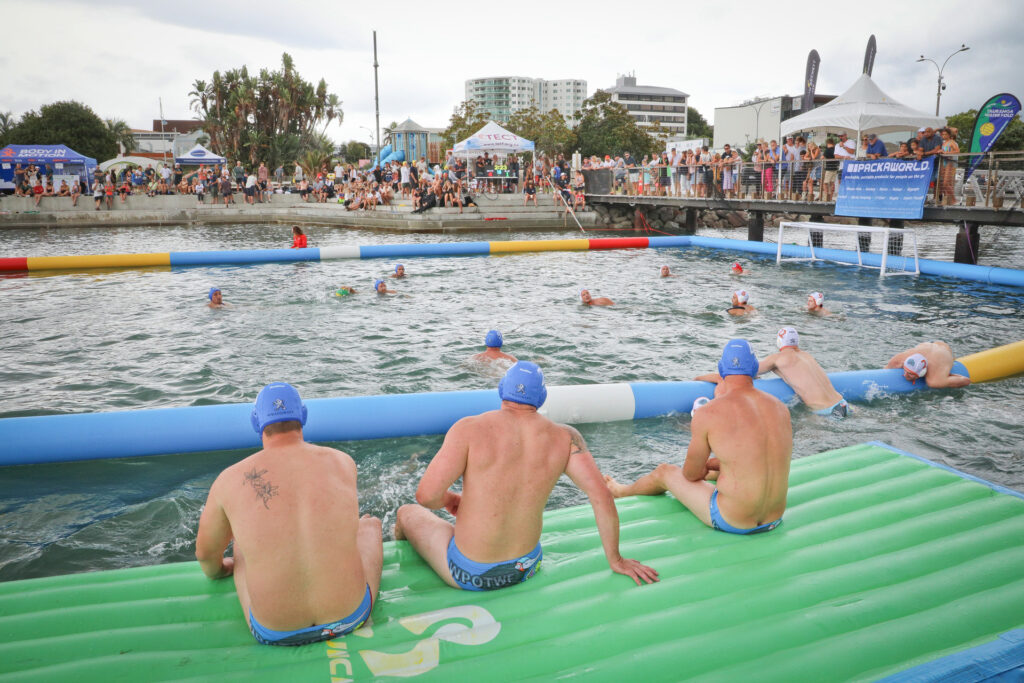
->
xmin=196 ymin=383 xmax=383 ymax=646
xmin=806 ymin=291 xmax=831 ymax=316
xmin=473 ymin=329 xmax=517 ymax=363
xmin=606 ymin=340 xmax=792 ymax=534
xmin=759 ymin=327 xmax=848 ymax=417
xmin=580 ymin=289 xmax=614 ymax=306
xmin=885 ymin=341 xmax=971 ymax=388
xmin=394 ymin=362 xmax=658 ymax=590
xmin=727 ymin=289 xmax=756 ymax=316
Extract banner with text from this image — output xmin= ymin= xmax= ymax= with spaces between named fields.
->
xmin=835 ymin=158 xmax=934 ymax=219
xmin=965 ymin=92 xmax=1021 ymax=180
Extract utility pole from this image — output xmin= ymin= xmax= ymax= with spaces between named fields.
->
xmin=916 ymin=44 xmax=969 ymax=116
xmin=159 ymin=97 xmax=167 ymax=166
xmin=373 ymin=31 xmax=381 ymax=165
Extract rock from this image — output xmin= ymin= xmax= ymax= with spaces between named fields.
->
xmin=726 ymin=211 xmax=746 ymax=228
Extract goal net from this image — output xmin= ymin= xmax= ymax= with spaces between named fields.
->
xmin=774 ymin=221 xmax=920 ymax=277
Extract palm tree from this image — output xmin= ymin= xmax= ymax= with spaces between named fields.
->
xmin=105 ymin=118 xmax=137 ymax=156
xmin=0 ymin=110 xmax=15 ymax=137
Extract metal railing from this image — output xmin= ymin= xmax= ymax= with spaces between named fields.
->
xmin=587 ymin=151 xmax=1024 ymax=210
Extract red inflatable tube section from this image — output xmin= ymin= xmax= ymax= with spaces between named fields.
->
xmin=588 ymin=238 xmax=650 ymax=250
xmin=0 ymin=258 xmax=28 ymax=272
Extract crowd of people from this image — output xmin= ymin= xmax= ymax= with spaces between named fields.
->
xmin=6 ymin=124 xmax=965 ymax=212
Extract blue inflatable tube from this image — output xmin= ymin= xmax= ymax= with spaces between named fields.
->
xmin=169 ymin=248 xmax=320 ymax=266
xmin=359 ymin=242 xmax=491 ymax=259
xmin=0 ymin=365 xmax=968 ymax=467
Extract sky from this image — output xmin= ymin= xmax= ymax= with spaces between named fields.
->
xmin=1 ymin=0 xmax=1021 ymax=149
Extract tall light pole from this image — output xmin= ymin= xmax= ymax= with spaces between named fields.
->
xmin=750 ymin=98 xmax=770 ymax=143
xmin=916 ymin=44 xmax=969 ymax=116
xmin=372 ymin=31 xmax=381 ymax=166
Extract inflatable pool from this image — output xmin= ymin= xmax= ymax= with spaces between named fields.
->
xmin=1 ymin=442 xmax=1021 ymax=681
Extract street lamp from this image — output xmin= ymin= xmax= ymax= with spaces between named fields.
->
xmin=916 ymin=44 xmax=969 ymax=116
xmin=749 ymin=98 xmax=770 ymax=143
xmin=359 ymin=125 xmax=375 ymax=156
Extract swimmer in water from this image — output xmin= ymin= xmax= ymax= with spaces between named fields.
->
xmin=394 ymin=361 xmax=659 ymax=589
xmin=208 ymin=287 xmax=226 ymax=308
xmin=758 ymin=326 xmax=849 ymax=417
xmin=333 ymin=286 xmax=357 ymax=297
xmin=727 ymin=290 xmax=755 ymax=316
xmin=806 ymin=291 xmax=831 ymax=316
xmin=660 ymin=265 xmax=676 ymax=278
xmin=374 ymin=279 xmax=394 ymax=295
xmin=885 ymin=341 xmax=971 ymax=389
xmin=473 ymin=329 xmax=517 ymax=363
xmin=580 ymin=289 xmax=614 ymax=306
xmin=606 ymin=339 xmax=792 ymax=535
xmin=391 ymin=264 xmax=405 ymax=278
xmin=291 ymin=226 xmax=308 ymax=249
xmin=730 ymin=261 xmax=745 ymax=275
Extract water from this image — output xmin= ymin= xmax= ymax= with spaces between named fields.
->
xmin=1 ymin=222 xmax=1022 ymax=583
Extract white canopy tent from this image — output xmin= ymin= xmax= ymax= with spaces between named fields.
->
xmin=780 ymin=74 xmax=944 ymax=153
xmin=99 ymin=156 xmax=162 ymax=171
xmin=453 ymin=121 xmax=535 ymax=154
xmin=175 ymin=144 xmax=226 ymax=166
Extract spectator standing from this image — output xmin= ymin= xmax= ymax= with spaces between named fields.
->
xmin=257 ymin=162 xmax=269 ymax=202
xmin=234 ymin=161 xmax=246 ymax=191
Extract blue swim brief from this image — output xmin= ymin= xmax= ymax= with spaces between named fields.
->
xmin=249 ymin=584 xmax=372 ymax=646
xmin=813 ymin=399 xmax=849 ymax=418
xmin=710 ymin=490 xmax=781 ymax=535
xmin=446 ymin=537 xmax=542 ymax=591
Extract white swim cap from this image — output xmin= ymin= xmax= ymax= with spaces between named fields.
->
xmin=777 ymin=326 xmax=800 ymax=349
xmin=692 ymin=396 xmax=711 ymax=412
xmin=734 ymin=289 xmax=749 ymax=304
xmin=809 ymin=291 xmax=824 ymax=306
xmin=903 ymin=353 xmax=928 ymax=378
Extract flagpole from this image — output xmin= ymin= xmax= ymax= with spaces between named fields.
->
xmin=373 ymin=31 xmax=381 ymax=166
xmin=159 ymin=97 xmax=167 ymax=167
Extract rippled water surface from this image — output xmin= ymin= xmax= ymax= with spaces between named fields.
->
xmin=1 ymin=221 xmax=1022 ymax=582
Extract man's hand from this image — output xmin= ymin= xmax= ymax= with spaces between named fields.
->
xmin=217 ymin=556 xmax=235 ymax=579
xmin=443 ymin=490 xmax=461 ymax=517
xmin=610 ymin=556 xmax=660 ymax=586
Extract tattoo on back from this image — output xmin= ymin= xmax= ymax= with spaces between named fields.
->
xmin=243 ymin=467 xmax=279 ymax=509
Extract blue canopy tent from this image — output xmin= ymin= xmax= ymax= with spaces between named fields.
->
xmin=174 ymin=144 xmax=226 ymax=166
xmin=0 ymin=144 xmax=97 ymax=191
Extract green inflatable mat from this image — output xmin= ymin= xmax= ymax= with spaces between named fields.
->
xmin=1 ymin=442 xmax=1022 ymax=682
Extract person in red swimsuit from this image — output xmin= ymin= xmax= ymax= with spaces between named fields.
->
xmin=291 ymin=226 xmax=308 ymax=249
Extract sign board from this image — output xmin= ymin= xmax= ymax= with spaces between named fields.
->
xmin=835 ymin=158 xmax=934 ymax=219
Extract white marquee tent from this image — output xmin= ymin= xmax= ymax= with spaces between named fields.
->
xmin=174 ymin=144 xmax=226 ymax=166
xmin=781 ymin=73 xmax=944 ymax=145
xmin=453 ymin=121 xmax=535 ymax=154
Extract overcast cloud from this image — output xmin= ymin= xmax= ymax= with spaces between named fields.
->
xmin=1 ymin=0 xmax=1021 ymax=149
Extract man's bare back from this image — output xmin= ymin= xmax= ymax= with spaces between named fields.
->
xmin=885 ymin=341 xmax=971 ymax=389
xmin=759 ymin=327 xmax=844 ymax=413
xmin=608 ymin=340 xmax=792 ymax=533
xmin=395 ymin=361 xmax=658 ymax=589
xmin=196 ymin=383 xmax=382 ymax=644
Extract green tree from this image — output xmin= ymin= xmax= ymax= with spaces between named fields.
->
xmin=946 ymin=109 xmax=1023 ymax=152
xmin=440 ymin=100 xmax=491 ymax=150
xmin=105 ymin=118 xmax=137 ymax=155
xmin=189 ymin=53 xmax=341 ymax=170
xmin=3 ymin=101 xmax=117 ymax=161
xmin=0 ymin=111 xmax=16 ymax=141
xmin=506 ymin=106 xmax=576 ymax=158
xmin=344 ymin=140 xmax=370 ymax=162
xmin=573 ymin=91 xmax=659 ymax=158
xmin=686 ymin=106 xmax=713 ymax=140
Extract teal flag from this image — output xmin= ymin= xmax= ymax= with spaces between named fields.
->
xmin=965 ymin=93 xmax=1020 ymax=180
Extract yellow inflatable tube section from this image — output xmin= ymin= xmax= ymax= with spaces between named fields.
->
xmin=489 ymin=239 xmax=589 ymax=254
xmin=959 ymin=340 xmax=1024 ymax=384
xmin=27 ymin=253 xmax=172 ymax=271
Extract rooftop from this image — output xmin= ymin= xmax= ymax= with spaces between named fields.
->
xmin=606 ymin=75 xmax=688 ymax=98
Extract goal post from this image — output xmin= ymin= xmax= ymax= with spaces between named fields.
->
xmin=775 ymin=221 xmax=920 ymax=277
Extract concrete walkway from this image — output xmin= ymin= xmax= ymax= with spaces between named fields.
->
xmin=0 ymin=192 xmax=597 ymax=233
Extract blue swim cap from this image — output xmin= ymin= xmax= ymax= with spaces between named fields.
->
xmin=374 ymin=279 xmax=385 ymax=292
xmin=485 ymin=329 xmax=503 ymax=348
xmin=251 ymin=382 xmax=308 ymax=435
xmin=718 ymin=339 xmax=759 ymax=378
xmin=394 ymin=263 xmax=404 ymax=273
xmin=208 ymin=287 xmax=221 ymax=301
xmin=498 ymin=361 xmax=547 ymax=408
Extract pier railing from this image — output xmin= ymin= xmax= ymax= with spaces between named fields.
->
xmin=598 ymin=152 xmax=1023 ymax=210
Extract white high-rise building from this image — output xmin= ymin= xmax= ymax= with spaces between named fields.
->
xmin=605 ymin=74 xmax=688 ymax=138
xmin=465 ymin=76 xmax=587 ymax=125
